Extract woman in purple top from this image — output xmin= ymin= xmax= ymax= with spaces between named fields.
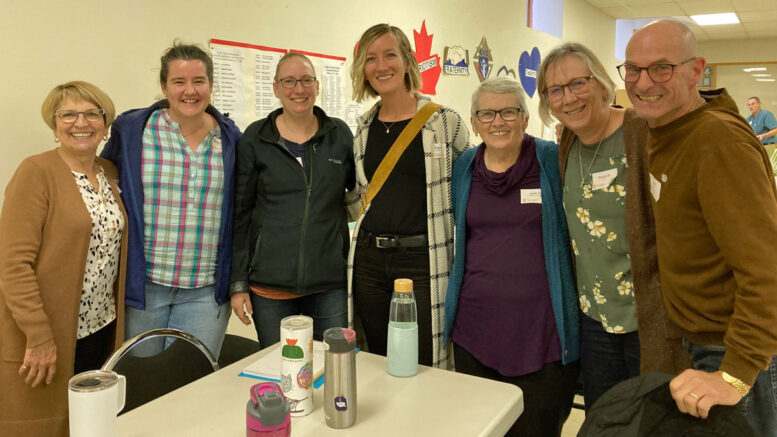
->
xmin=444 ymin=77 xmax=580 ymax=437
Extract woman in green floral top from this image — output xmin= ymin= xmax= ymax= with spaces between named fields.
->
xmin=538 ymin=43 xmax=639 ymax=409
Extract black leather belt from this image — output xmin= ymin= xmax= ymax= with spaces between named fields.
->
xmin=358 ymin=231 xmax=428 ymax=249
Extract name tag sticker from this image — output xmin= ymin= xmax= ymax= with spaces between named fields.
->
xmin=433 ymin=143 xmax=444 ymax=159
xmin=650 ymin=173 xmax=661 ymax=202
xmin=591 ymin=168 xmax=618 ymax=191
xmin=521 ymin=188 xmax=542 ymax=204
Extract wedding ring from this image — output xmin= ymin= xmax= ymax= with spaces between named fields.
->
xmin=689 ymin=392 xmax=700 ymax=400
xmin=21 ymin=364 xmax=29 ymax=370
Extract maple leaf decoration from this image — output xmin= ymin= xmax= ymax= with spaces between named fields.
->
xmin=413 ymin=21 xmax=441 ymax=95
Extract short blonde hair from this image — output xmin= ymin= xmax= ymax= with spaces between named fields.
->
xmin=537 ymin=42 xmax=615 ymax=126
xmin=350 ymin=24 xmax=422 ymax=102
xmin=41 ymin=81 xmax=116 ymax=130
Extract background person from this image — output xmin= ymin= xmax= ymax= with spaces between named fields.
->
xmin=229 ymin=53 xmax=358 ymax=347
xmin=746 ymin=96 xmax=777 ymax=145
xmin=624 ymin=19 xmax=777 ymax=435
xmin=348 ymin=23 xmax=470 ymax=369
xmin=537 ymin=42 xmax=690 ymax=409
xmin=444 ymin=77 xmax=579 ymax=436
xmin=0 ymin=81 xmax=127 ymax=436
xmin=101 ymin=43 xmax=241 ymax=358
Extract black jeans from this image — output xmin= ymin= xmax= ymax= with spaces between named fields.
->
xmin=579 ymin=313 xmax=641 ymax=410
xmin=352 ymin=234 xmax=432 ymax=366
xmin=454 ymin=342 xmax=579 ymax=437
xmin=74 ymin=320 xmax=116 ymax=374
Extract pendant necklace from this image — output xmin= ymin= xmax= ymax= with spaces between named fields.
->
xmin=579 ymin=109 xmax=612 ymax=188
xmin=579 ymin=137 xmax=604 ymax=188
xmin=380 ymin=119 xmax=398 ymax=134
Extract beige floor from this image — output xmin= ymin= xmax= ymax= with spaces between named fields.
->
xmin=227 ymin=314 xmax=586 ymax=435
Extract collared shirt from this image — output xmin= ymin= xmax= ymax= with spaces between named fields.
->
xmin=73 ymin=168 xmax=123 ymax=339
xmin=142 ymin=109 xmax=223 ymax=288
xmin=747 ymin=109 xmax=777 ymax=145
xmin=563 ymin=126 xmax=638 ymax=333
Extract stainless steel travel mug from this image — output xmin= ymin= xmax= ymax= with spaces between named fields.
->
xmin=323 ymin=327 xmax=357 ymax=429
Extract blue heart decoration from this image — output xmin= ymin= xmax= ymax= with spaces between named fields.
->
xmin=519 ymin=47 xmax=541 ymax=97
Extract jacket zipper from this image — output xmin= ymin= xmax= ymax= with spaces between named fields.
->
xmin=297 ymin=142 xmax=316 ymax=291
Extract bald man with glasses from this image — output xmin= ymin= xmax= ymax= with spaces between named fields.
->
xmin=622 ymin=19 xmax=777 ymax=435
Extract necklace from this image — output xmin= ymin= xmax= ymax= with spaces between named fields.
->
xmin=578 ymin=109 xmax=613 ymax=188
xmin=380 ymin=119 xmax=398 ymax=134
xmin=578 ymin=137 xmax=604 ymax=188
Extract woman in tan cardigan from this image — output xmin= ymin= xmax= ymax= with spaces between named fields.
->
xmin=0 ymin=81 xmax=128 ymax=437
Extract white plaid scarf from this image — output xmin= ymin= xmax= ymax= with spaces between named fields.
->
xmin=347 ymin=94 xmax=470 ymax=369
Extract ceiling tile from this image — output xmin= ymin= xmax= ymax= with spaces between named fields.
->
xmin=678 ymin=0 xmax=737 ymax=15
xmin=702 ymin=31 xmax=750 ymax=39
xmin=743 ymin=22 xmax=777 ymax=32
xmin=746 ymin=30 xmax=777 ymax=38
xmin=738 ymin=10 xmax=777 ymax=22
xmin=698 ymin=23 xmax=746 ymax=32
xmin=628 ymin=3 xmax=687 ymax=16
xmin=730 ymin=0 xmax=777 ymax=12
xmin=585 ymin=0 xmax=625 ymax=7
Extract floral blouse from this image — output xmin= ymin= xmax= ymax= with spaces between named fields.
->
xmin=72 ymin=168 xmax=124 ymax=339
xmin=563 ymin=127 xmax=638 ymax=334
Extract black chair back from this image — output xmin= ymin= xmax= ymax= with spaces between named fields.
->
xmin=102 ymin=328 xmax=219 ymax=414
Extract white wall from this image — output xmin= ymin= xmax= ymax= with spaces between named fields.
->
xmin=0 ymin=0 xmax=619 ymax=205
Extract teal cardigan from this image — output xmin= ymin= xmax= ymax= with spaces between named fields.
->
xmin=443 ymin=137 xmax=580 ymax=365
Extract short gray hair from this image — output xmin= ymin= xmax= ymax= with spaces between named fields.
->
xmin=537 ymin=42 xmax=615 ymax=126
xmin=471 ymin=77 xmax=528 ymax=120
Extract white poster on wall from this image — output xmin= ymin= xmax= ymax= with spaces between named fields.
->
xmin=210 ymin=39 xmax=286 ymax=132
xmin=211 ymin=40 xmax=349 ymax=133
xmin=290 ymin=50 xmax=346 ymax=120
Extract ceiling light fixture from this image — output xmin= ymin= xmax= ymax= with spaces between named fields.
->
xmin=744 ymin=67 xmax=768 ymax=72
xmin=756 ymin=79 xmax=776 ymax=82
xmin=690 ymin=13 xmax=739 ymax=26
xmin=752 ymin=74 xmax=772 ymax=77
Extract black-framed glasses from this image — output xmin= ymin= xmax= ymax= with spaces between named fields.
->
xmin=55 ymin=108 xmax=105 ymax=124
xmin=543 ymin=75 xmax=594 ymax=103
xmin=474 ymin=107 xmax=522 ymax=123
xmin=276 ymin=77 xmax=317 ymax=89
xmin=616 ymin=57 xmax=696 ymax=83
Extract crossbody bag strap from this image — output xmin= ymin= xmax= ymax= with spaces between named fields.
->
xmin=360 ymin=102 xmax=442 ymax=216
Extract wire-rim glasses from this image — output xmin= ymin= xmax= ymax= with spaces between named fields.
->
xmin=543 ymin=76 xmax=595 ymax=103
xmin=55 ymin=108 xmax=105 ymax=124
xmin=276 ymin=77 xmax=317 ymax=89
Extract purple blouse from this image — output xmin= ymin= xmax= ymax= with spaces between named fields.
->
xmin=451 ymin=137 xmax=562 ymax=376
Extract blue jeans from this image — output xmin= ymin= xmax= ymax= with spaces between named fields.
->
xmin=250 ymin=289 xmax=347 ymax=350
xmin=580 ymin=313 xmax=641 ymax=410
xmin=683 ymin=338 xmax=777 ymax=436
xmin=125 ymin=280 xmax=230 ymax=359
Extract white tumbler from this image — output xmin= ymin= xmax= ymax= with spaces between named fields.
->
xmin=68 ymin=370 xmax=126 ymax=437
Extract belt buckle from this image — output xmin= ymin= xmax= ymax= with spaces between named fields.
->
xmin=375 ymin=236 xmax=393 ymax=249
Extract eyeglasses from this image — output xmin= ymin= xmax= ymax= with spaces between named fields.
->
xmin=543 ymin=76 xmax=594 ymax=103
xmin=276 ymin=77 xmax=317 ymax=89
xmin=474 ymin=107 xmax=522 ymax=123
xmin=55 ymin=108 xmax=105 ymax=124
xmin=616 ymin=57 xmax=696 ymax=83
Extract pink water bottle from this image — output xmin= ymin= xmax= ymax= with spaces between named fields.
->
xmin=246 ymin=382 xmax=291 ymax=437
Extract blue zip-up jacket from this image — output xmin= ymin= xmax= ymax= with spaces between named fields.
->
xmin=443 ymin=137 xmax=580 ymax=364
xmin=100 ymin=101 xmax=242 ymax=309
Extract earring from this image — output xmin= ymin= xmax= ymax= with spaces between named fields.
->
xmin=54 ymin=137 xmax=60 ymax=143
xmin=103 ymin=135 xmax=108 ymax=141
